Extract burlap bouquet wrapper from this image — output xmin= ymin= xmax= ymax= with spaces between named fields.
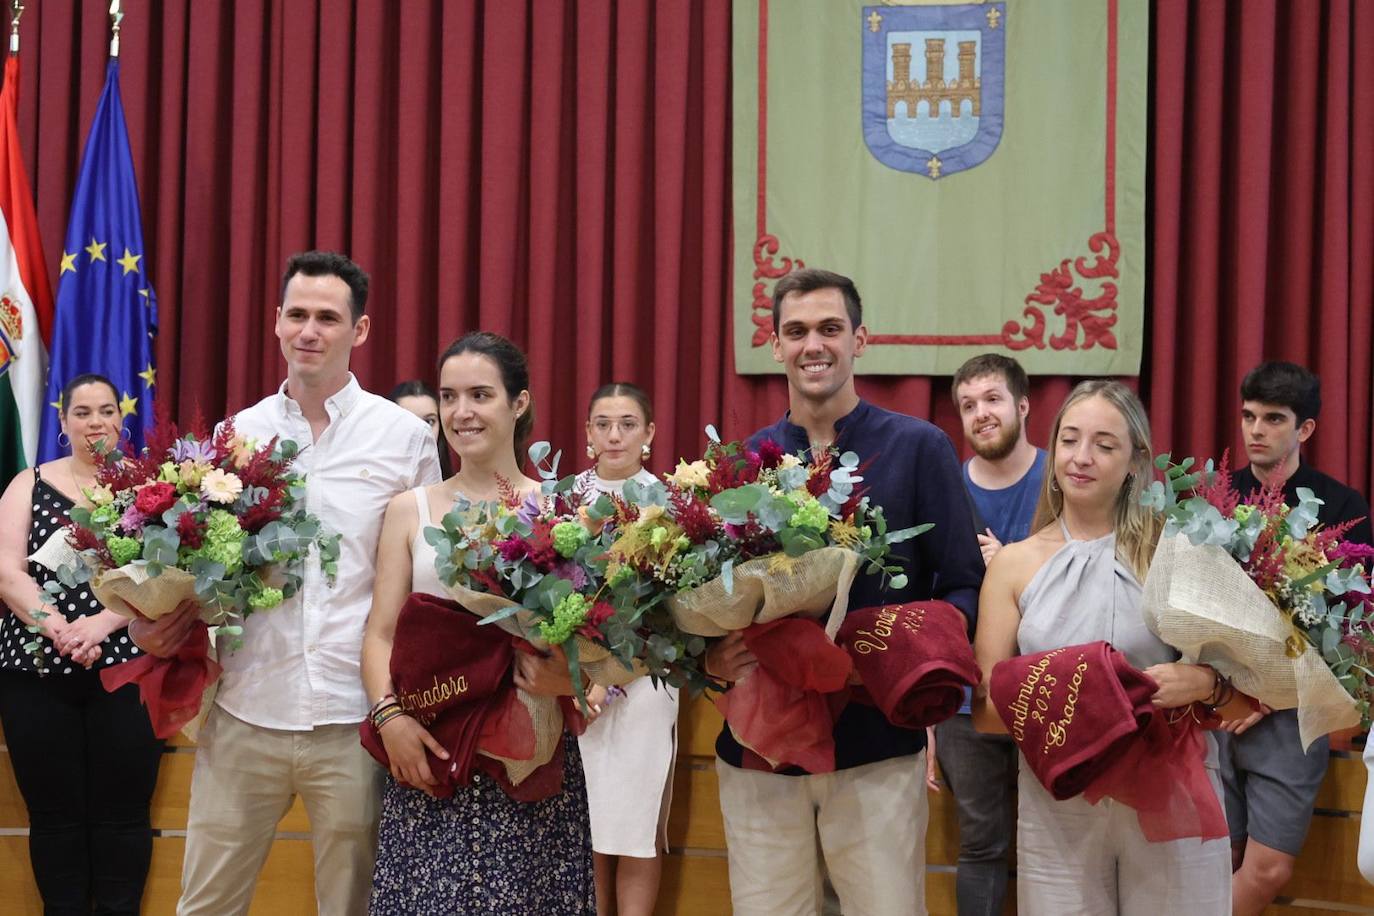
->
xmin=1142 ymin=533 xmax=1360 ymax=749
xmin=29 ymin=529 xmax=219 ymax=741
xmin=442 ymin=581 xmax=645 ymax=785
xmin=667 ymin=545 xmax=862 ymax=640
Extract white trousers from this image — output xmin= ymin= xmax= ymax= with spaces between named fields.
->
xmin=716 ymin=752 xmax=929 ymax=916
xmin=1016 ymin=765 xmax=1232 ymax=915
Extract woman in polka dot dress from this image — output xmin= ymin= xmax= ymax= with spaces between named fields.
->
xmin=0 ymin=373 xmax=164 ymax=915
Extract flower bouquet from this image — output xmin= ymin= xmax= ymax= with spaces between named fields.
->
xmin=30 ymin=416 xmax=338 ymax=737
xmin=608 ymin=428 xmax=930 ymax=771
xmin=420 ymin=443 xmax=654 ymax=790
xmin=1140 ymin=452 xmax=1373 ymax=748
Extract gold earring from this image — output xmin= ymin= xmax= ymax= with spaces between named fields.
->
xmin=641 ymin=444 xmax=651 ymax=459
xmin=586 ymin=443 xmax=596 ymax=460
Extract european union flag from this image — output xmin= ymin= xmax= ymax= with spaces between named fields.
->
xmin=38 ymin=60 xmax=156 ymax=461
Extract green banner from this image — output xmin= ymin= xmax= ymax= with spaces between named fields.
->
xmin=733 ymin=0 xmax=1146 ymax=375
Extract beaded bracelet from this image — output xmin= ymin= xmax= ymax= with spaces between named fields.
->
xmin=372 ymin=706 xmax=408 ymax=730
xmin=368 ymin=693 xmax=397 ymax=719
xmin=369 ymin=700 xmax=402 ymax=729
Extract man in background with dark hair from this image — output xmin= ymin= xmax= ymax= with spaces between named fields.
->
xmin=706 ymin=268 xmax=984 ymax=916
xmin=934 ymin=352 xmax=1046 ymax=915
xmin=1222 ymin=360 xmax=1372 ymax=915
xmin=134 ymin=251 xmax=441 ymax=915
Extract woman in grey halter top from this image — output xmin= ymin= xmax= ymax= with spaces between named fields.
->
xmin=970 ymin=381 xmax=1255 ymax=915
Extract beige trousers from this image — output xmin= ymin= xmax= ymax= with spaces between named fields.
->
xmin=1016 ymin=766 xmax=1232 ymax=915
xmin=177 ymin=706 xmax=383 ymax=916
xmin=716 ymin=752 xmax=929 ymax=916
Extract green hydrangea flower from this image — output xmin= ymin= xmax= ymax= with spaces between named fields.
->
xmin=649 ymin=527 xmax=669 ymax=549
xmin=248 ymin=586 xmax=284 ymax=610
xmin=539 ymin=592 xmax=589 ymax=645
xmin=788 ymin=496 xmax=830 ymax=533
xmin=188 ymin=509 xmax=247 ymax=575
xmin=1233 ymin=505 xmax=1254 ymax=524
xmin=158 ymin=462 xmax=182 ymax=486
xmin=91 ymin=504 xmax=120 ymax=530
xmin=551 ymin=521 xmax=589 ymax=558
xmin=108 ymin=535 xmax=141 ymax=568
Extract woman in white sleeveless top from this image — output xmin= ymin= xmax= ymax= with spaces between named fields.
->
xmin=361 ymin=333 xmax=597 ymax=915
xmin=971 ymin=380 xmax=1252 ymax=914
xmin=575 ymin=383 xmax=680 ymax=916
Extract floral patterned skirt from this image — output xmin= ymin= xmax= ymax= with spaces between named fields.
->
xmin=369 ymin=734 xmax=596 ymax=915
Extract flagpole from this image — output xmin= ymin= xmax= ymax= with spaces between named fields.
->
xmin=9 ymin=1 xmax=23 ymax=55
xmin=109 ymin=0 xmax=122 ymax=58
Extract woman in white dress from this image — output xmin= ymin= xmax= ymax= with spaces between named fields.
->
xmin=971 ymin=380 xmax=1253 ymax=914
xmin=575 ymin=382 xmax=680 ymax=916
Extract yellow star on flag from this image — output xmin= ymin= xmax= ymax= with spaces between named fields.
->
xmin=138 ymin=364 xmax=156 ymax=388
xmin=138 ymin=288 xmax=150 ymax=301
xmin=85 ymin=238 xmax=107 ymax=262
xmin=59 ymin=251 xmax=78 ymax=275
xmin=50 ymin=394 xmax=63 ymax=412
xmin=116 ymin=248 xmax=141 ymax=275
xmin=119 ymin=390 xmax=139 ymax=417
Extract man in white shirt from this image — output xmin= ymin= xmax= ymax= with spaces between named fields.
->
xmin=134 ymin=251 xmax=441 ymax=915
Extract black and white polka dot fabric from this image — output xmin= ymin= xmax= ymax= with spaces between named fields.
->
xmin=0 ymin=471 xmax=143 ymax=674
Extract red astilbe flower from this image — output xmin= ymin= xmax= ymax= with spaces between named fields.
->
xmin=611 ymin=495 xmax=640 ymax=526
xmin=210 ymin=418 xmax=240 ymax=466
xmin=578 ymin=601 xmax=615 ymax=639
xmin=1238 ymin=480 xmax=1293 ymax=593
xmin=668 ymin=485 xmax=719 ymax=544
xmin=233 ymin=437 xmax=289 ymax=490
xmin=67 ymin=521 xmax=115 ymax=568
xmin=140 ymin=411 xmax=182 ymax=464
xmin=239 ymin=493 xmax=286 ymax=533
xmin=524 ymin=519 xmax=559 ymax=570
xmin=176 ymin=511 xmax=207 ymax=550
xmin=96 ymin=450 xmax=159 ymax=494
xmin=705 ymin=444 xmax=762 ymax=493
xmin=806 ymin=449 xmax=834 ymax=498
xmin=468 ymin=566 xmax=508 ymax=597
xmin=495 ymin=474 xmax=522 ymax=509
xmin=1192 ymin=449 xmax=1240 ymax=517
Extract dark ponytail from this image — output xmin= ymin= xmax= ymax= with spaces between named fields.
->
xmin=438 ymin=332 xmax=534 ymax=465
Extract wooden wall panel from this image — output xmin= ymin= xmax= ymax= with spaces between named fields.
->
xmin=1 ymin=702 xmax=1370 ymax=914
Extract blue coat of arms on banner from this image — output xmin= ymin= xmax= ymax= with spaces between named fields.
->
xmin=862 ymin=4 xmax=1006 ymax=179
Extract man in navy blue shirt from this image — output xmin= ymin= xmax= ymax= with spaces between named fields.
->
xmin=706 ymin=268 xmax=984 ymax=916
xmin=936 ymin=353 xmax=1046 ymax=916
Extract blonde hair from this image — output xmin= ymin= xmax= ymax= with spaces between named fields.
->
xmin=1031 ymin=379 xmax=1161 ymax=581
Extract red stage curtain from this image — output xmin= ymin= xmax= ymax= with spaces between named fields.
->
xmin=1149 ymin=0 xmax=1374 ymax=494
xmin=16 ymin=0 xmax=732 ymax=472
xmin=11 ymin=1 xmax=1372 ymax=497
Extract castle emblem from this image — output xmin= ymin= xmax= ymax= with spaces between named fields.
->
xmin=0 ymin=294 xmax=22 ymax=378
xmin=862 ymin=4 xmax=1006 ymax=178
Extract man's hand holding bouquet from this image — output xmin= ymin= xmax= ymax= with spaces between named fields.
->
xmin=28 ymin=416 xmax=339 ymax=737
xmin=608 ymin=428 xmax=977 ymax=773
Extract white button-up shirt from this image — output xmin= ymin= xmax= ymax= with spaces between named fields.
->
xmin=214 ymin=375 xmax=442 ymax=730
